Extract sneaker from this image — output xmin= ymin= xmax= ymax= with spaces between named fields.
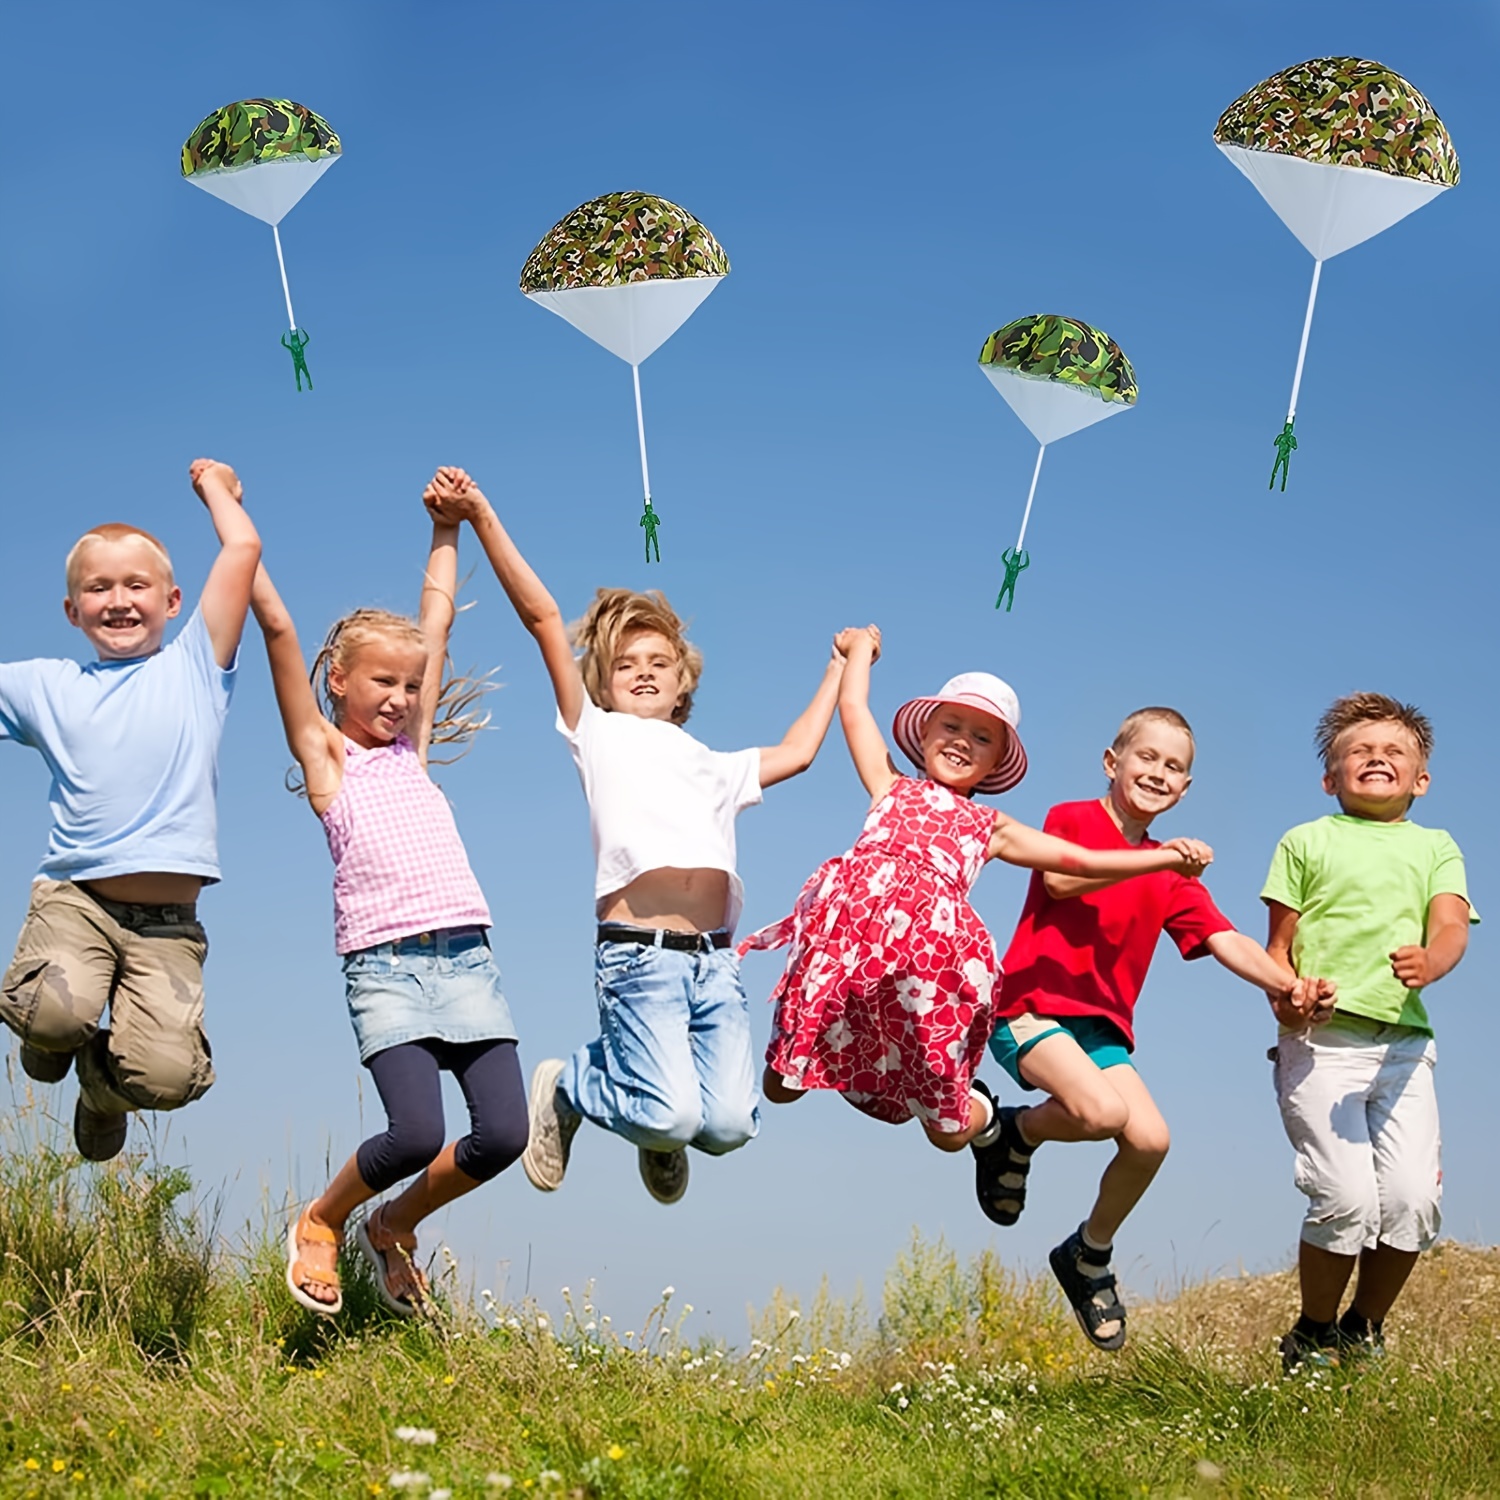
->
xmin=1279 ymin=1326 xmax=1341 ymax=1374
xmin=20 ymin=1042 xmax=73 ymax=1083
xmin=638 ymin=1146 xmax=689 ymax=1205
xmin=73 ymin=1095 xmax=128 ymax=1162
xmin=1335 ymin=1318 xmax=1386 ymax=1365
xmin=520 ymin=1059 xmax=580 ymax=1192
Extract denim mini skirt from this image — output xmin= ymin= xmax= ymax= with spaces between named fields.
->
xmin=342 ymin=927 xmax=516 ymax=1064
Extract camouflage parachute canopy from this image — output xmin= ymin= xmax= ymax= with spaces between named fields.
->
xmin=520 ymin=192 xmax=730 ymax=293
xmin=979 ymin=316 xmax=1137 ymax=406
xmin=181 ymin=98 xmax=341 ymax=177
xmin=1214 ymin=58 xmax=1458 ymax=186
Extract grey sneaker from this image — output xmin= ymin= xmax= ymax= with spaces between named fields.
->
xmin=521 ymin=1059 xmax=580 ymax=1192
xmin=20 ymin=1042 xmax=73 ymax=1083
xmin=638 ymin=1147 xmax=689 ymax=1205
xmin=74 ymin=1095 xmax=128 ymax=1162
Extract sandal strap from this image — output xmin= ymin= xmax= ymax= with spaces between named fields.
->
xmin=367 ymin=1206 xmax=418 ymax=1254
xmin=295 ymin=1209 xmax=339 ymax=1246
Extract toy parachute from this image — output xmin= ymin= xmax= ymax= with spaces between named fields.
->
xmin=521 ymin=192 xmax=729 ymax=561
xmin=181 ymin=99 xmax=342 ymax=391
xmin=978 ymin=315 xmax=1137 ymax=610
xmin=1214 ymin=58 xmax=1458 ymax=488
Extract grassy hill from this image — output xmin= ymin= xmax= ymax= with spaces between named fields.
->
xmin=1 ymin=1098 xmax=1496 ymax=1498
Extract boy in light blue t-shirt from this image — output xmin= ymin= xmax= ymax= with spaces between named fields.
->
xmin=1264 ymin=692 xmax=1476 ymax=1371
xmin=0 ymin=460 xmax=260 ymax=1161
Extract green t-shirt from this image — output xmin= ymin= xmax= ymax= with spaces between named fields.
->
xmin=1261 ymin=814 xmax=1478 ymax=1034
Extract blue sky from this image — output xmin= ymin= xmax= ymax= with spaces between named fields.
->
xmin=1 ymin=1 xmax=1495 ymax=1334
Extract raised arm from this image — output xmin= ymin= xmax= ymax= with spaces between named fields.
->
xmin=988 ymin=815 xmax=1211 ymax=880
xmin=190 ymin=458 xmax=262 ymax=669
xmin=1391 ymin=892 xmax=1472 ymax=990
xmin=838 ymin=627 xmax=899 ymax=801
xmin=413 ymin=509 xmax=460 ymax=763
xmin=425 ymin=469 xmax=584 ymax=729
xmin=250 ymin=563 xmax=343 ymax=813
xmin=757 ymin=632 xmax=855 ymax=788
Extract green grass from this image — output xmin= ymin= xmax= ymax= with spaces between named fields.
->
xmin=1 ymin=1092 xmax=1497 ymax=1498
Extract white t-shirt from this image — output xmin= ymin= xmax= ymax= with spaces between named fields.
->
xmin=558 ymin=695 xmax=763 ymax=931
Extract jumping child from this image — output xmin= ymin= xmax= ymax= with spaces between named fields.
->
xmin=1265 ymin=693 xmax=1475 ymax=1370
xmin=423 ymin=469 xmax=847 ymax=1206
xmin=257 ymin=475 xmax=526 ymax=1317
xmin=740 ymin=635 xmax=1211 ymax=1181
xmin=0 ymin=460 xmax=259 ymax=1161
xmin=977 ymin=706 xmax=1331 ymax=1351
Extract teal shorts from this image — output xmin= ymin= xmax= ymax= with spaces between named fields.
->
xmin=988 ymin=1013 xmax=1133 ymax=1091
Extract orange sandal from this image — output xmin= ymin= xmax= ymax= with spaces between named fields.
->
xmin=355 ymin=1205 xmax=427 ymax=1316
xmin=285 ymin=1207 xmax=343 ymax=1317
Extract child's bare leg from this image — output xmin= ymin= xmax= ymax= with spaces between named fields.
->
xmin=1348 ymin=1244 xmax=1420 ymax=1323
xmin=1080 ymin=1066 xmax=1169 ymax=1247
xmin=382 ymin=1142 xmax=481 ymax=1236
xmin=762 ymin=1065 xmax=807 ymax=1105
xmin=922 ymin=1090 xmax=995 ymax=1151
xmin=1014 ymin=1034 xmax=1130 ymax=1145
xmin=1297 ymin=1241 xmax=1358 ymax=1323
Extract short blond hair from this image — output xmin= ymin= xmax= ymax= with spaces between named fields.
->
xmin=1315 ymin=692 xmax=1433 ymax=769
xmin=570 ymin=587 xmax=702 ymax=725
xmin=65 ymin=524 xmax=175 ymax=595
xmin=1112 ymin=706 xmax=1195 ymax=761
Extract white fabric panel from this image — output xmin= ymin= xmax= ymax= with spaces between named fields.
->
xmin=184 ymin=154 xmax=340 ymax=227
xmin=526 ymin=277 xmax=724 ymax=365
xmin=1217 ymin=144 xmax=1448 ymax=260
xmin=981 ymin=365 xmax=1131 ymax=445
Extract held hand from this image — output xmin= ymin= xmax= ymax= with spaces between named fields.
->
xmin=1161 ymin=836 xmax=1213 ymax=877
xmin=189 ymin=459 xmax=243 ymax=504
xmin=1390 ymin=945 xmax=1434 ymax=989
xmin=423 ymin=466 xmax=488 ymax=525
xmin=834 ymin=624 xmax=881 ymax=663
xmin=1276 ymin=975 xmax=1337 ymax=1026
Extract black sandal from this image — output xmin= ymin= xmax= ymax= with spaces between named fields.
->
xmin=972 ymin=1092 xmax=1035 ymax=1227
xmin=1049 ymin=1228 xmax=1127 ymax=1352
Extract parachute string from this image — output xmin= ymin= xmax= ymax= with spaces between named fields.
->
xmin=1270 ymin=259 xmax=1321 ymax=489
xmin=1014 ymin=443 xmax=1047 ymax=553
xmin=632 ymin=364 xmax=660 ymax=562
xmin=272 ymin=224 xmax=297 ymax=330
xmin=997 ymin=444 xmax=1046 ymax=612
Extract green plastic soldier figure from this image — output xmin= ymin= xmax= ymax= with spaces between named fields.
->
xmin=281 ymin=328 xmax=313 ymax=392
xmin=640 ymin=500 xmax=662 ymax=563
xmin=1270 ymin=419 xmax=1297 ymax=491
xmin=995 ymin=547 xmax=1030 ymax=612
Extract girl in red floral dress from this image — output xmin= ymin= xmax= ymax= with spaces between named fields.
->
xmin=740 ymin=627 xmax=1210 ymax=1152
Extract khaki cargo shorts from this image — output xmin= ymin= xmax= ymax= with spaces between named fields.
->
xmin=1 ymin=878 xmax=214 ymax=1114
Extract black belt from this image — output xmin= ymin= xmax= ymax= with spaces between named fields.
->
xmin=597 ymin=923 xmax=732 ymax=953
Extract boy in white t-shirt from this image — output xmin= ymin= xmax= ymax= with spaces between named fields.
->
xmin=426 ymin=470 xmax=849 ymax=1203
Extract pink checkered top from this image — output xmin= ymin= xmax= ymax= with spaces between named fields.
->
xmin=320 ymin=735 xmax=491 ymax=954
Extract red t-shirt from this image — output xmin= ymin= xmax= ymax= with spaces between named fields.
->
xmin=998 ymin=799 xmax=1234 ymax=1048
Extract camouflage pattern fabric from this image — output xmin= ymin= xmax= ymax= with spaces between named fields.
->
xmin=978 ymin=315 xmax=1137 ymax=405
xmin=1214 ymin=58 xmax=1458 ymax=187
xmin=520 ymin=191 xmax=730 ymax=292
xmin=181 ymin=99 xmax=341 ymax=177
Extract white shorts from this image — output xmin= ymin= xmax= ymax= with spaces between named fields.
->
xmin=1274 ymin=1017 xmax=1441 ymax=1256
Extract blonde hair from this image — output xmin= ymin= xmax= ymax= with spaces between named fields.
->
xmin=288 ymin=608 xmax=493 ymax=794
xmin=65 ymin=524 xmax=175 ymax=595
xmin=570 ymin=587 xmax=702 ymax=725
xmin=1112 ymin=706 xmax=1195 ymax=760
xmin=1315 ymin=692 xmax=1433 ymax=769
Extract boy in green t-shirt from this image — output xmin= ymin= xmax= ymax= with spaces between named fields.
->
xmin=1263 ymin=692 xmax=1477 ymax=1371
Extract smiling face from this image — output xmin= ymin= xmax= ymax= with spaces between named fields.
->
xmin=327 ymin=636 xmax=429 ymax=748
xmin=920 ymin=704 xmax=1008 ymax=795
xmin=1322 ymin=719 xmax=1429 ymax=821
xmin=602 ymin=629 xmax=687 ymax=723
xmin=63 ymin=535 xmax=182 ymax=660
xmin=1103 ymin=720 xmax=1195 ymax=827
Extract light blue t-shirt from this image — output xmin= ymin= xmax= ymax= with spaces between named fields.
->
xmin=0 ymin=608 xmax=236 ymax=883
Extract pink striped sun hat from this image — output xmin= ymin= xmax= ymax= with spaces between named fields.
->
xmin=892 ymin=672 xmax=1028 ymax=795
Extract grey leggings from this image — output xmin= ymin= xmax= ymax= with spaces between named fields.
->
xmin=355 ymin=1037 xmax=528 ymax=1194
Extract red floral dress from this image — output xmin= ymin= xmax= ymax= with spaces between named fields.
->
xmin=740 ymin=777 xmax=1001 ymax=1132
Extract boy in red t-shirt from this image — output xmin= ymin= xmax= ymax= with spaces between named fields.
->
xmin=973 ymin=707 xmax=1331 ymax=1350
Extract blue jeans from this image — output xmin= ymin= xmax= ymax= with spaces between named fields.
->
xmin=562 ymin=941 xmax=760 ymax=1155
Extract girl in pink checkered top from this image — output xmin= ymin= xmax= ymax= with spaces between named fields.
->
xmin=252 ymin=469 xmax=525 ymax=1319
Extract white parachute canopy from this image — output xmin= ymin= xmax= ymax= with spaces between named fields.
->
xmin=184 ymin=153 xmax=340 ymax=228
xmin=525 ymin=277 xmax=724 ymax=367
xmin=979 ymin=365 xmax=1131 ymax=446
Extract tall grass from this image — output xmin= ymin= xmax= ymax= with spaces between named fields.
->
xmin=0 ymin=1082 xmax=1496 ymax=1496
